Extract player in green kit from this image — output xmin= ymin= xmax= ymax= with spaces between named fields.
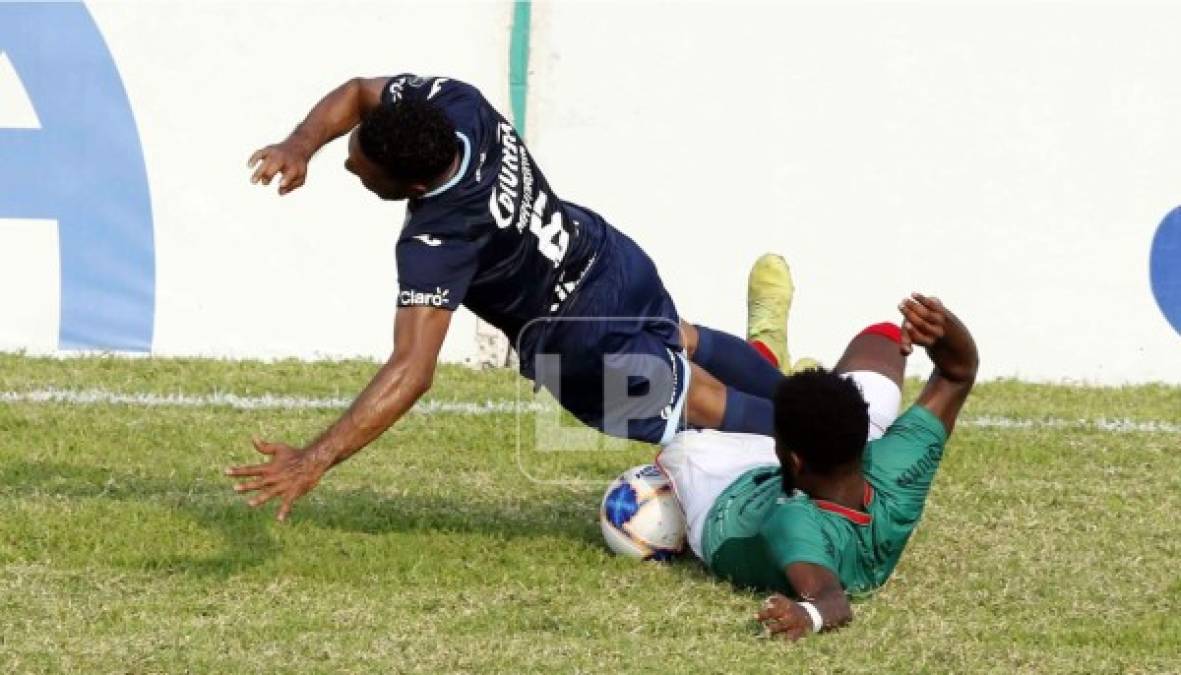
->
xmin=658 ymin=292 xmax=978 ymax=641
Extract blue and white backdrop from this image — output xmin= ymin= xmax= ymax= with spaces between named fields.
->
xmin=1 ymin=1 xmax=1179 ymax=383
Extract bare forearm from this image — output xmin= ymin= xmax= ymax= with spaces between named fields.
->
xmin=286 ymin=78 xmax=371 ymax=157
xmin=927 ymin=307 xmax=978 ymax=384
xmin=307 ymin=359 xmax=432 ymax=465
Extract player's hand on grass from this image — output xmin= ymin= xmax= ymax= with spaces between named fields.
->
xmin=224 ymin=437 xmax=334 ymax=521
xmin=756 ymin=594 xmax=813 ymax=641
xmin=897 ymin=292 xmax=946 ymax=356
xmin=248 ymin=141 xmax=310 ymax=195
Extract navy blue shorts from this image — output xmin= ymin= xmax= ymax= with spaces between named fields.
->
xmin=524 ymin=227 xmax=689 ymax=445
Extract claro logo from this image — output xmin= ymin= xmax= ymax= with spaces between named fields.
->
xmin=399 ymin=287 xmax=451 ymax=308
xmin=0 ymin=2 xmax=155 ymax=351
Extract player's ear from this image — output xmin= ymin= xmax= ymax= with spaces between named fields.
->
xmin=788 ymin=452 xmax=803 ymax=476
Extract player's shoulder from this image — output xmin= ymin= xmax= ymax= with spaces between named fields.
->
xmin=399 ymin=206 xmax=477 ymax=243
xmin=383 ymin=74 xmax=483 ymax=109
xmin=758 ymin=491 xmax=840 ymax=569
xmin=760 ymin=490 xmax=823 ymax=536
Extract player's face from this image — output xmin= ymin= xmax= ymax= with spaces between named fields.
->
xmin=345 ymin=130 xmax=422 ymax=201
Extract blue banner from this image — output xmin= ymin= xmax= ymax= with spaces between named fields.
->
xmin=0 ymin=1 xmax=155 ymax=351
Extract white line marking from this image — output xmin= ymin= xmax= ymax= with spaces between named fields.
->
xmin=0 ymin=388 xmax=1178 ymax=433
xmin=0 ymin=388 xmax=544 ymax=414
xmin=963 ymin=415 xmax=1181 ymax=433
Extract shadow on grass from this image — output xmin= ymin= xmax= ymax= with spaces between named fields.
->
xmin=0 ymin=460 xmax=279 ymax=577
xmin=0 ymin=460 xmax=603 ymax=577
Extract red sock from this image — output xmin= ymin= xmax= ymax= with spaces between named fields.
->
xmin=748 ymin=339 xmax=780 ymax=367
xmin=858 ymin=322 xmax=902 ymax=344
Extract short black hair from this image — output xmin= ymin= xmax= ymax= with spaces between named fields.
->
xmin=358 ymin=99 xmax=457 ymax=183
xmin=773 ymin=368 xmax=870 ymax=475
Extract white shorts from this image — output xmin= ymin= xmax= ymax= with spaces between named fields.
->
xmin=656 ymin=370 xmax=902 ymax=559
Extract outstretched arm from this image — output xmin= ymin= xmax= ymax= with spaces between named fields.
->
xmin=758 ymin=563 xmax=852 ymax=640
xmin=898 ymin=293 xmax=979 ymax=433
xmin=248 ymin=76 xmax=388 ymax=194
xmin=225 ymin=305 xmax=452 ymax=520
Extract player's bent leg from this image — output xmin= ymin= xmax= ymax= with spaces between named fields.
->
xmin=833 ymin=322 xmax=907 ymax=440
xmin=685 ymin=363 xmax=775 ymax=437
xmin=683 ymin=321 xmax=785 ymax=399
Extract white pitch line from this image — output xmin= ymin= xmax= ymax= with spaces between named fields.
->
xmin=0 ymin=388 xmax=1178 ymax=433
xmin=963 ymin=415 xmax=1181 ymax=434
xmin=0 ymin=388 xmax=544 ymax=414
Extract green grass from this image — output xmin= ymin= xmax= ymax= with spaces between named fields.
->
xmin=1 ymin=354 xmax=1179 ymax=673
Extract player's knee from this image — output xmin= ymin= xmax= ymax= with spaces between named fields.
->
xmin=833 ymin=322 xmax=906 ymax=387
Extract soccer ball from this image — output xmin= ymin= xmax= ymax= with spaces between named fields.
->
xmin=599 ymin=464 xmax=686 ymax=561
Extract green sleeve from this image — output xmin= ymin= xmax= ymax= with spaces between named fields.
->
xmin=864 ymin=404 xmax=950 ymax=507
xmin=761 ymin=503 xmax=838 ymax=575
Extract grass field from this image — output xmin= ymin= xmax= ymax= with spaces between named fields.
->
xmin=1 ymin=354 xmax=1179 ymax=673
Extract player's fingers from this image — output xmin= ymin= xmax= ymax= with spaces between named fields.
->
xmin=757 ymin=595 xmax=788 ymax=621
xmin=282 ymin=176 xmax=305 ymax=195
xmin=899 ymin=322 xmax=914 ymax=356
xmin=224 ymin=463 xmax=269 ymax=477
xmin=902 ymin=296 xmax=938 ymax=323
xmin=782 ymin=625 xmax=808 ymax=642
xmin=766 ymin=617 xmax=797 ymax=638
xmin=232 ymin=477 xmax=274 ymax=493
xmin=904 ymin=321 xmax=939 ymax=348
xmin=906 ymin=295 xmax=945 ymax=329
xmin=278 ymin=167 xmax=305 ymax=195
xmin=250 ymin=157 xmax=276 ymax=184
xmin=902 ymin=317 xmax=939 ymax=349
xmin=901 ymin=301 xmax=942 ymax=338
xmin=248 ymin=147 xmax=268 ymax=168
xmin=252 ymin=436 xmax=278 ymax=455
xmin=247 ymin=486 xmax=282 ymax=508
xmin=258 ymin=160 xmax=280 ymax=185
xmin=276 ymin=494 xmax=296 ymax=522
xmin=258 ymin=158 xmax=286 ymax=185
xmin=899 ymin=301 xmax=934 ymax=333
xmin=911 ymin=293 xmax=944 ymax=313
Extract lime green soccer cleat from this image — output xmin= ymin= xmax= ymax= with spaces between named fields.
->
xmin=746 ymin=253 xmax=793 ymax=373
xmin=746 ymin=253 xmax=819 ymax=374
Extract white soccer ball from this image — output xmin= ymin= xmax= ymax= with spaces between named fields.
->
xmin=599 ymin=464 xmax=686 ymax=561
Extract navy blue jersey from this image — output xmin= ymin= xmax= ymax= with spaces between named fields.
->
xmin=385 ymin=74 xmax=605 ymax=357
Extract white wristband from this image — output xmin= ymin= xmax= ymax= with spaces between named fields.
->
xmin=798 ymin=601 xmax=824 ymax=633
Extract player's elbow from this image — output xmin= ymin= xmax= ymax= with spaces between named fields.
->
xmin=941 ymin=362 xmax=978 ymax=387
xmin=384 ymin=355 xmax=436 ymax=400
xmin=401 ymin=364 xmax=436 ymax=399
xmin=408 ymin=373 xmax=434 ymax=399
xmin=945 ymin=350 xmax=980 ymax=385
xmin=394 ymin=365 xmax=433 ymax=400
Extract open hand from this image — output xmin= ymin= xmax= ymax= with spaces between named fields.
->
xmin=898 ymin=293 xmax=947 ymax=356
xmin=248 ymin=141 xmax=310 ymax=195
xmin=224 ymin=437 xmax=333 ymax=521
xmin=756 ymin=594 xmax=812 ymax=641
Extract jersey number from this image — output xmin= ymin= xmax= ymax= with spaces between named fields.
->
xmin=529 ymin=191 xmax=570 ymax=266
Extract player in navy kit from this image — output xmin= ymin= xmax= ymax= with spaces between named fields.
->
xmin=228 ymin=75 xmax=792 ymax=520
